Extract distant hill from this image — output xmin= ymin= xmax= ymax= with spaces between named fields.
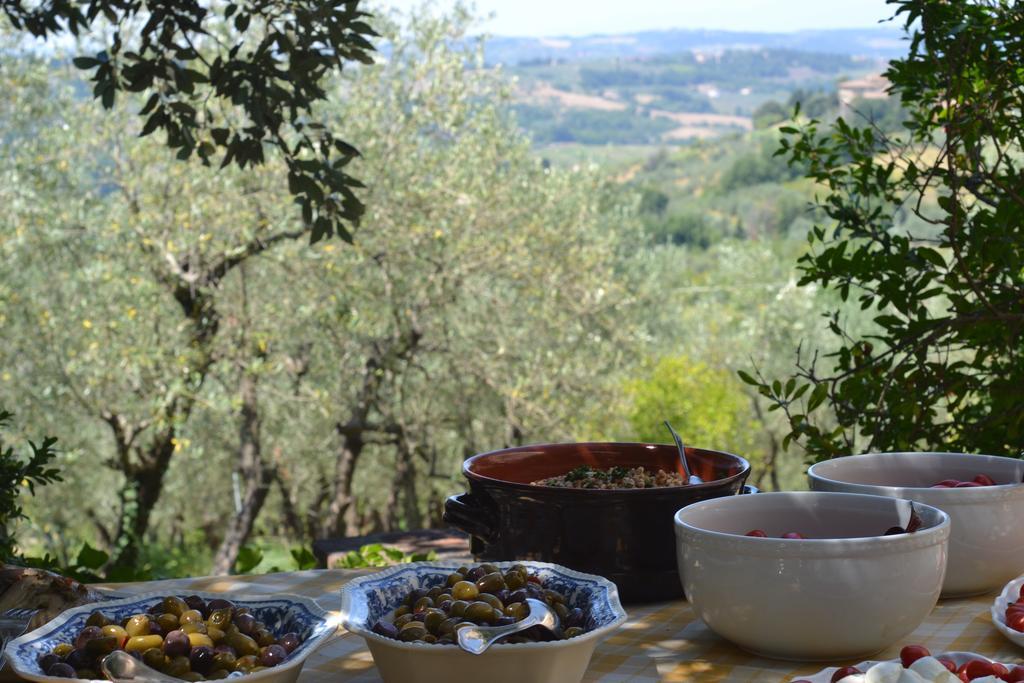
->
xmin=485 ymin=27 xmax=905 ymax=65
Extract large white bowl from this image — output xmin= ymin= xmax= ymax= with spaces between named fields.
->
xmin=340 ymin=561 xmax=627 ymax=683
xmin=674 ymin=491 xmax=950 ymax=662
xmin=808 ymin=452 xmax=1024 ymax=597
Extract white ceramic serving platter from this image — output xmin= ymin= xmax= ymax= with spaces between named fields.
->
xmin=802 ymin=651 xmax=1003 ymax=683
xmin=991 ymin=574 xmax=1024 ymax=650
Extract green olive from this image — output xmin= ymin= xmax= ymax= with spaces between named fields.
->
xmin=75 ymin=670 xmax=99 ymax=680
xmin=225 ymin=632 xmax=259 ymax=657
xmin=426 ymin=587 xmax=443 ymax=600
xmin=165 ymin=655 xmax=191 ymax=677
xmin=554 ymin=602 xmax=570 ymax=620
xmin=179 ymin=609 xmax=203 ymax=626
xmin=451 ymin=581 xmax=479 ymax=601
xmin=156 ymin=613 xmax=179 ymax=632
xmin=397 ymin=622 xmax=427 ymax=642
xmin=394 ymin=614 xmax=414 ymax=628
xmin=478 ymin=593 xmax=503 ymax=611
xmin=455 ymin=566 xmax=470 ymax=576
xmin=438 ymin=617 xmax=461 ymax=636
xmin=206 ymin=669 xmax=229 ymax=680
xmin=436 ymin=593 xmax=452 ymax=604
xmin=504 ymin=571 xmax=526 ymax=590
xmin=182 ymin=622 xmax=208 ymax=635
xmin=446 ymin=572 xmax=463 ymax=587
xmin=161 ymin=597 xmax=189 ymax=618
xmin=412 ymin=596 xmax=434 ymax=612
xmin=544 ymin=589 xmax=565 ymax=605
xmin=449 ymin=600 xmax=468 ymax=618
xmin=142 ymin=648 xmax=168 ymax=671
xmin=86 ymin=635 xmax=119 ymax=656
xmin=212 ymin=652 xmax=236 ymax=671
xmin=125 ymin=635 xmax=164 ymax=653
xmin=423 ymin=634 xmax=437 ymax=644
xmin=207 ymin=608 xmax=233 ymax=630
xmin=234 ymin=655 xmax=259 ymax=673
xmin=180 ymin=672 xmax=204 ymax=682
xmin=476 ymin=571 xmax=506 ymax=594
xmin=464 ymin=601 xmax=496 ymax=624
xmin=479 ymin=563 xmax=500 ymax=575
xmin=564 ymin=626 xmax=584 ymax=639
xmin=85 ymin=611 xmax=110 ymax=628
xmin=393 ymin=605 xmax=411 ymax=619
xmin=254 ymin=629 xmax=275 ymax=648
xmin=125 ymin=615 xmax=151 ymax=638
xmin=505 ymin=602 xmax=529 ymax=620
xmin=423 ymin=609 xmax=446 ymax=634
xmin=207 ymin=627 xmax=226 ymax=642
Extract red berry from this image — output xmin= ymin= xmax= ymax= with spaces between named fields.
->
xmin=1007 ymin=610 xmax=1024 ymax=632
xmin=781 ymin=531 xmax=806 ymax=539
xmin=831 ymin=667 xmax=861 ymax=683
xmin=935 ymin=479 xmax=960 ymax=487
xmin=954 ymin=481 xmax=983 ymax=487
xmin=972 ymin=473 xmax=996 ymax=486
xmin=1019 ymin=584 xmax=1024 ymax=601
xmin=900 ymin=644 xmax=931 ymax=668
xmin=745 ymin=529 xmax=768 ymax=537
xmin=937 ymin=657 xmax=957 ymax=672
xmin=1003 ymin=665 xmax=1024 ymax=682
xmin=931 ymin=484 xmax=952 ymax=488
xmin=962 ymin=660 xmax=999 ymax=680
xmin=884 ymin=526 xmax=906 ymax=535
xmin=991 ymin=662 xmax=1008 ymax=677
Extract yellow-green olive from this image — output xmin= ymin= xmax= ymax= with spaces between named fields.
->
xmin=125 ymin=615 xmax=151 ymax=638
xmin=125 ymin=635 xmax=164 ymax=653
xmin=451 ymin=581 xmax=479 ymax=602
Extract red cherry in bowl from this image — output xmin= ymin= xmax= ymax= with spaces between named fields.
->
xmin=972 ymin=473 xmax=996 ymax=486
xmin=744 ymin=529 xmax=768 ymax=537
xmin=831 ymin=666 xmax=861 ymax=683
xmin=899 ymin=644 xmax=930 ymax=668
xmin=781 ymin=531 xmax=806 ymax=539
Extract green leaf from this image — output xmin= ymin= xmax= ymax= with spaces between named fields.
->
xmin=736 ymin=370 xmax=758 ymax=386
xmin=72 ymin=56 xmax=101 ymax=69
xmin=74 ymin=543 xmax=109 ymax=570
xmin=290 ymin=547 xmax=317 ymax=571
xmin=234 ymin=545 xmax=263 ymax=574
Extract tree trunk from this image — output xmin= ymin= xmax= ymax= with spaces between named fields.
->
xmin=323 ymin=425 xmax=364 ymax=538
xmin=211 ymin=369 xmax=271 ymax=575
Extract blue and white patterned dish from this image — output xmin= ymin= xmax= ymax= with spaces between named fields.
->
xmin=340 ymin=561 xmax=628 ymax=683
xmin=4 ymin=591 xmax=338 ymax=683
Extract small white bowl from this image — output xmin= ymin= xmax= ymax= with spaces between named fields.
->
xmin=809 ymin=452 xmax=1024 ymax=596
xmin=674 ymin=491 xmax=950 ymax=661
xmin=990 ymin=574 xmax=1024 ymax=649
xmin=803 ymin=652 xmax=1008 ymax=683
xmin=339 ymin=561 xmax=627 ymax=683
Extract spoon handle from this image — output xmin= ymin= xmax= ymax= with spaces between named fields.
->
xmin=664 ymin=420 xmax=693 ymax=479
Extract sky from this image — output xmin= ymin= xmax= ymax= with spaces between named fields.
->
xmin=377 ymin=0 xmax=897 ymax=37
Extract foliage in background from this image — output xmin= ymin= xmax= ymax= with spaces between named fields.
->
xmin=626 ymin=356 xmax=759 ymax=459
xmin=0 ymin=410 xmax=61 ymax=560
xmin=1 ymin=0 xmax=377 ymax=242
xmin=747 ymin=0 xmax=1024 ymax=460
xmin=332 ymin=544 xmax=437 ymax=569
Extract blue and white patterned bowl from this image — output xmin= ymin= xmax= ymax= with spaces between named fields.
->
xmin=340 ymin=561 xmax=628 ymax=683
xmin=4 ymin=591 xmax=338 ymax=683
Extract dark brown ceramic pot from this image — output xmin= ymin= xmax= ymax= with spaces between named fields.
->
xmin=443 ymin=442 xmax=752 ymax=603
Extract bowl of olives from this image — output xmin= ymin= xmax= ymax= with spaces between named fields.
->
xmin=4 ymin=591 xmax=336 ymax=683
xmin=340 ymin=561 xmax=627 ymax=683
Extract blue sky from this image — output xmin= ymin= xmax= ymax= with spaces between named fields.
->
xmin=378 ymin=0 xmax=897 ymax=37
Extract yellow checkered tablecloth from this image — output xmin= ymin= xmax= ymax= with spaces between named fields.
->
xmin=98 ymin=570 xmax=1023 ymax=682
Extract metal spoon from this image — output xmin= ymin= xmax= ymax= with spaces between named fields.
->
xmin=456 ymin=598 xmax=558 ymax=655
xmin=101 ymin=650 xmax=181 ymax=683
xmin=664 ymin=420 xmax=703 ymax=485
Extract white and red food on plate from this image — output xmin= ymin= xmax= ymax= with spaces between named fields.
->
xmin=796 ymin=646 xmax=1024 ymax=683
xmin=991 ymin=575 xmax=1024 ymax=649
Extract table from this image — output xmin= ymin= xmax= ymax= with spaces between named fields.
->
xmin=102 ymin=570 xmax=1023 ymax=682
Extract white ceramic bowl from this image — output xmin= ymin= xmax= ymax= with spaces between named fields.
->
xmin=4 ymin=591 xmax=336 ymax=683
xmin=674 ymin=491 xmax=950 ymax=662
xmin=990 ymin=574 xmax=1024 ymax=649
xmin=339 ymin=561 xmax=627 ymax=683
xmin=808 ymin=452 xmax=1024 ymax=597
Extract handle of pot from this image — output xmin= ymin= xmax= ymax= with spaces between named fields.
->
xmin=444 ymin=493 xmax=498 ymax=544
xmin=741 ymin=484 xmax=759 ymax=495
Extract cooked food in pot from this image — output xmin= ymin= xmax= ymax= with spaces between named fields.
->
xmin=532 ymin=465 xmax=686 ymax=489
xmin=370 ymin=563 xmax=589 ymax=644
